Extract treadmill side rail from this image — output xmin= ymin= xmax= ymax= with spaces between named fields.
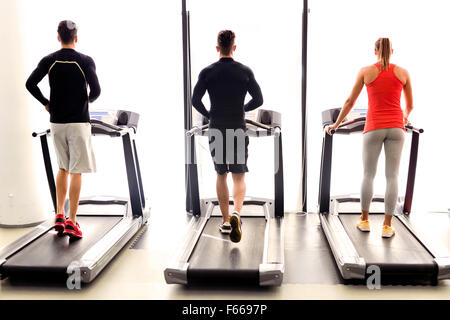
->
xmin=435 ymin=258 xmax=450 ymax=280
xmin=260 ymin=217 xmax=284 ymax=286
xmin=164 ymin=263 xmax=189 ymax=285
xmin=263 ymin=218 xmax=284 ymax=267
xmin=0 ymin=259 xmax=6 ymax=279
xmin=0 ymin=218 xmax=54 ymax=275
xmin=75 ymin=215 xmax=145 ymax=283
xmin=396 ymin=215 xmax=445 ymax=260
xmin=164 ymin=216 xmax=208 ymax=285
xmin=259 ymin=263 xmax=284 ymax=286
xmin=320 ymin=214 xmax=366 ymax=279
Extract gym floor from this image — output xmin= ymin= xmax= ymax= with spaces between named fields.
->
xmin=0 ymin=201 xmax=448 ymax=300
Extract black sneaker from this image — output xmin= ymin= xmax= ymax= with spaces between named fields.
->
xmin=219 ymin=222 xmax=232 ymax=234
xmin=229 ymin=211 xmax=242 ymax=243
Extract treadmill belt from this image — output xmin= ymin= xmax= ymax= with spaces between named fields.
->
xmin=1 ymin=216 xmax=122 ymax=275
xmin=188 ymin=216 xmax=266 ymax=284
xmin=340 ymin=213 xmax=437 ymax=280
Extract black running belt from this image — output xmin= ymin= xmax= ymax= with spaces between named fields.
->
xmin=339 ymin=213 xmax=437 ymax=280
xmin=1 ymin=216 xmax=122 ymax=275
xmin=187 ymin=216 xmax=266 ymax=284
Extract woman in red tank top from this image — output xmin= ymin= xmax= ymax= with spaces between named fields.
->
xmin=326 ymin=38 xmax=414 ymax=238
xmin=365 ymin=63 xmax=404 ymax=133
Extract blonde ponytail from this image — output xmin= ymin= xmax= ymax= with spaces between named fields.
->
xmin=375 ymin=38 xmax=392 ymax=71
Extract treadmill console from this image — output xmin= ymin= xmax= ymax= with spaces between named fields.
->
xmin=256 ymin=109 xmax=281 ymax=128
xmin=90 ymin=110 xmax=140 ymax=130
xmin=322 ymin=107 xmax=368 ymax=126
xmin=322 ymin=108 xmax=342 ymax=126
xmin=322 ymin=107 xmax=367 ymax=134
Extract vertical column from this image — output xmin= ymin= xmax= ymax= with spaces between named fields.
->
xmin=0 ymin=0 xmax=48 ymax=226
xmin=299 ymin=0 xmax=309 ymax=213
xmin=182 ymin=2 xmax=201 ymax=216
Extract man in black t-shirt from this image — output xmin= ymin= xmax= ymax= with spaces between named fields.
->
xmin=192 ymin=30 xmax=263 ymax=243
xmin=26 ymin=20 xmax=101 ymax=239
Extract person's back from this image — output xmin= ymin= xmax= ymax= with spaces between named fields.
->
xmin=26 ymin=47 xmax=100 ymax=124
xmin=362 ymin=61 xmax=409 ymax=133
xmin=47 ymin=49 xmax=99 ymax=123
xmin=195 ymin=58 xmax=262 ymax=129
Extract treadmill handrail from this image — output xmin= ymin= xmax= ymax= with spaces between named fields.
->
xmin=186 ymin=124 xmax=210 ymax=137
xmin=326 ymin=117 xmax=367 ymax=135
xmin=319 ymin=114 xmax=424 ymax=216
xmin=32 ymin=119 xmax=146 ymax=218
xmin=32 ymin=129 xmax=51 ymax=138
xmin=186 ymin=118 xmax=284 ymax=218
xmin=405 ymin=125 xmax=424 ymax=134
xmin=325 ymin=117 xmax=424 ymax=135
xmin=32 ymin=120 xmax=136 ymax=139
xmin=186 ymin=119 xmax=279 ymax=137
xmin=246 ymin=119 xmax=273 ymax=131
xmin=90 ymin=119 xmax=123 ymax=131
xmin=78 ymin=199 xmax=129 ymax=206
xmin=90 ymin=119 xmax=137 ymax=135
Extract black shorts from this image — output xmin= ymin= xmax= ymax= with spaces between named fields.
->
xmin=208 ymin=127 xmax=249 ymax=175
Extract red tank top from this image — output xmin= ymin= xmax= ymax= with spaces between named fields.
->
xmin=364 ymin=63 xmax=404 ymax=133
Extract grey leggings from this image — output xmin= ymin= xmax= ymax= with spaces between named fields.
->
xmin=361 ymin=128 xmax=405 ymax=215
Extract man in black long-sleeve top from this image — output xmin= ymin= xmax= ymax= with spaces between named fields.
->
xmin=192 ymin=30 xmax=263 ymax=243
xmin=26 ymin=20 xmax=101 ymax=239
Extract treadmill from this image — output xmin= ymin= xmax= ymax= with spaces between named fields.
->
xmin=164 ymin=109 xmax=285 ymax=286
xmin=0 ymin=110 xmax=150 ymax=283
xmin=318 ymin=107 xmax=450 ymax=284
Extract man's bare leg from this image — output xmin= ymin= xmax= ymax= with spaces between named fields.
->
xmin=56 ymin=169 xmax=69 ymax=215
xmin=68 ymin=173 xmax=82 ymax=223
xmin=232 ymin=173 xmax=246 ymax=214
xmin=216 ymin=173 xmax=230 ymax=223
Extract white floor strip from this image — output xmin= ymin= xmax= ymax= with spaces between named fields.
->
xmin=201 ymin=233 xmax=232 ymax=243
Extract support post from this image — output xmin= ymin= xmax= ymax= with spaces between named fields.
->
xmin=318 ymin=132 xmax=333 ymax=214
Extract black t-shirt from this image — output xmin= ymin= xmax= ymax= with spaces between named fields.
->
xmin=192 ymin=58 xmax=263 ymax=129
xmin=25 ymin=48 xmax=101 ymax=123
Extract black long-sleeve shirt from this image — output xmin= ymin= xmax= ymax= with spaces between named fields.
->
xmin=192 ymin=57 xmax=263 ymax=128
xmin=26 ymin=48 xmax=101 ymax=123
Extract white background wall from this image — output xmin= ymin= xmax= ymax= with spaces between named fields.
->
xmin=18 ymin=0 xmax=186 ymax=214
xmin=307 ymin=0 xmax=450 ymax=213
xmin=16 ymin=0 xmax=303 ymax=214
xmin=3 ymin=0 xmax=449 ymax=222
xmin=0 ymin=0 xmax=47 ymax=225
xmin=188 ymin=0 xmax=302 ymax=207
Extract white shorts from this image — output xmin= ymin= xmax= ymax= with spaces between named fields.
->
xmin=50 ymin=123 xmax=96 ymax=174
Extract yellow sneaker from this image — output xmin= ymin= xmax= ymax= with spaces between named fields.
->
xmin=382 ymin=225 xmax=395 ymax=238
xmin=356 ymin=217 xmax=370 ymax=232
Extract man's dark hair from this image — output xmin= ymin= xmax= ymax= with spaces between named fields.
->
xmin=217 ymin=30 xmax=235 ymax=55
xmin=57 ymin=20 xmax=78 ymax=44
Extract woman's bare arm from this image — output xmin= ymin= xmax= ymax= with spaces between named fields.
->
xmin=402 ymin=69 xmax=414 ymax=123
xmin=326 ymin=68 xmax=365 ymax=135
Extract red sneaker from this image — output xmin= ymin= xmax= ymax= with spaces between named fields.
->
xmin=63 ymin=221 xmax=83 ymax=239
xmin=54 ymin=214 xmax=66 ymax=234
